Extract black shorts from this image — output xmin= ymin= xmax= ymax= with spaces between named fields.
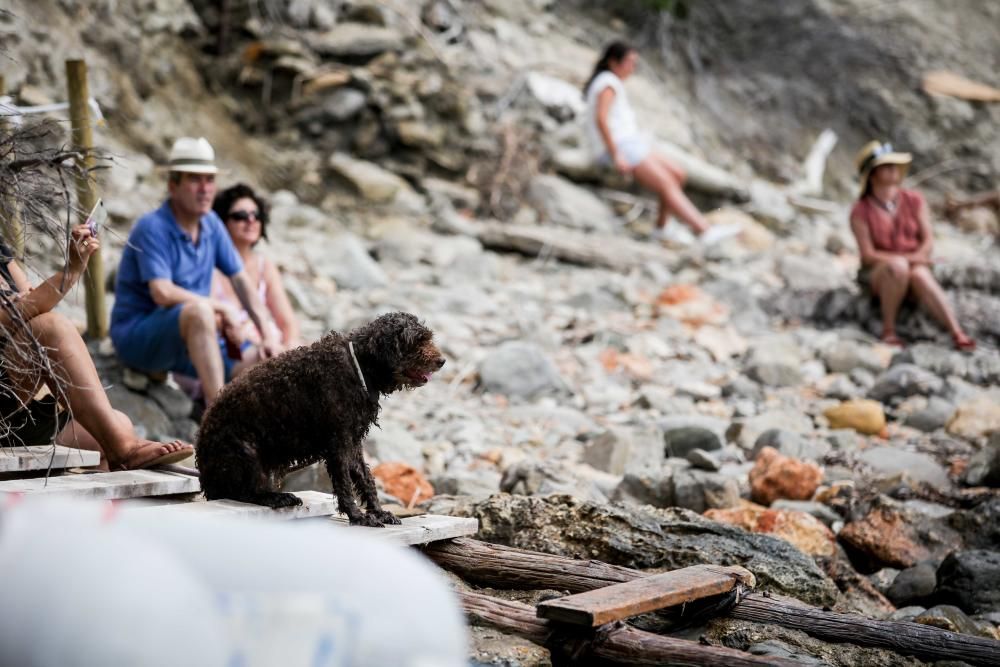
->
xmin=0 ymin=343 xmax=71 ymax=448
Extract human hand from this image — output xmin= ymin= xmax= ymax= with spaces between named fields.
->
xmin=613 ymin=153 xmax=632 ymax=175
xmin=67 ymin=225 xmax=99 ymax=275
xmin=259 ymin=330 xmax=280 ymax=360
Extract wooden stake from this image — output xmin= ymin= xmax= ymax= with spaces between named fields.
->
xmin=65 ymin=59 xmax=107 ymax=339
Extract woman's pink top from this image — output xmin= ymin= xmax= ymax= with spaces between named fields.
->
xmin=212 ymin=254 xmax=282 ymax=344
xmin=850 ymin=188 xmax=926 ymax=254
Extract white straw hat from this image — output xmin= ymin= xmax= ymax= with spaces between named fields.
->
xmin=166 ymin=137 xmax=218 ymax=174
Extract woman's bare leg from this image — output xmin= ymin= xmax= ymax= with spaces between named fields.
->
xmin=909 ymin=265 xmax=969 ymax=340
xmin=632 ymin=157 xmax=709 ymax=234
xmin=4 ymin=312 xmax=191 ymax=467
xmin=869 ymin=257 xmax=910 ymax=341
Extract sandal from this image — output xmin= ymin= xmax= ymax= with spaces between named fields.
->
xmin=110 ymin=440 xmax=194 ymax=471
xmin=953 ymin=333 xmax=976 ymax=352
xmin=880 ymin=332 xmax=905 ymax=348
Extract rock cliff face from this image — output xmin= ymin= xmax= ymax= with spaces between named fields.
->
xmin=4 ymin=1 xmax=1000 ymax=664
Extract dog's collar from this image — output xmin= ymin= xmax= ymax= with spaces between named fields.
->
xmin=348 ymin=341 xmax=369 ymax=395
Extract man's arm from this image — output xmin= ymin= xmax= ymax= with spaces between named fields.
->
xmin=229 ymin=270 xmax=278 ymax=357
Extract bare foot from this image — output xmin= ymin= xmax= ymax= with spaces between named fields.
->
xmin=110 ymin=440 xmax=193 ymax=471
xmin=881 ymin=331 xmax=905 ymax=347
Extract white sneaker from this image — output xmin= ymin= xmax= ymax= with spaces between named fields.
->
xmin=698 ymin=223 xmax=742 ymax=246
xmin=652 ymin=220 xmax=696 ymax=246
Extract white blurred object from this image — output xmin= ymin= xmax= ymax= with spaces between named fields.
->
xmin=0 ymin=496 xmax=468 ymax=667
xmin=0 ymin=95 xmax=105 ymax=127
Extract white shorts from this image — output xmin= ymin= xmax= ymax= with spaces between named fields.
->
xmin=598 ymin=135 xmax=652 ymax=169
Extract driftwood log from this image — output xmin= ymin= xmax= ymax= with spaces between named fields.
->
xmin=462 ymin=590 xmax=801 ymax=667
xmin=424 ymin=538 xmax=1000 ymax=667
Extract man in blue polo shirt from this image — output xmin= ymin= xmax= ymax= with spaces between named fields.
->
xmin=111 ymin=137 xmax=277 ymax=406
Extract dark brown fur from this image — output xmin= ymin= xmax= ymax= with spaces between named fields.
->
xmin=195 ymin=312 xmax=444 ymax=526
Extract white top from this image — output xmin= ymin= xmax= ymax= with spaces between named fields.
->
xmin=584 ymin=71 xmax=640 ymax=158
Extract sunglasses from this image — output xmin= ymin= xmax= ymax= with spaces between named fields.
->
xmin=228 ymin=210 xmax=261 ymax=224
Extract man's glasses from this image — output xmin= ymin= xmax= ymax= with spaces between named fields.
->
xmin=228 ymin=210 xmax=261 ymax=224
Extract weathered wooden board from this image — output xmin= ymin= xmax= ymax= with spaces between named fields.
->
xmin=536 ymin=563 xmax=755 ymax=627
xmin=0 ymin=445 xmax=101 ymax=472
xmin=331 ymin=513 xmax=479 ymax=546
xmin=0 ymin=469 xmax=200 ymax=499
xmin=125 ymin=491 xmax=338 ymax=520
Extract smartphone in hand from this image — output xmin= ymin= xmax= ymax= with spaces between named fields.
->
xmin=85 ymin=198 xmax=107 ymax=238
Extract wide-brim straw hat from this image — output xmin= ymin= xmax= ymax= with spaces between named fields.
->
xmin=856 ymin=140 xmax=911 ymax=198
xmin=163 ymin=136 xmax=218 ymax=174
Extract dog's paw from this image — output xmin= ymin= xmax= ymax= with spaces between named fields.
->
xmin=369 ymin=508 xmax=402 ymax=525
xmin=349 ymin=513 xmax=385 ymax=528
xmin=258 ymin=492 xmax=303 ymax=509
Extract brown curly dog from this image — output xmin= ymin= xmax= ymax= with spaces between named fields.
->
xmin=196 ymin=312 xmax=445 ymax=526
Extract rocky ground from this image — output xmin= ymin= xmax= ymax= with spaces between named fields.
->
xmin=5 ymin=1 xmax=1000 ymax=665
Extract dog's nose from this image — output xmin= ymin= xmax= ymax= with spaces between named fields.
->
xmin=436 ymin=357 xmax=446 ymax=369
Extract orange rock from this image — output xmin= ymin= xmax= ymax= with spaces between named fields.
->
xmin=657 ymin=284 xmax=700 ymax=305
xmin=705 ymin=502 xmax=836 ymax=556
xmin=823 ymin=399 xmax=886 ymax=436
xmin=372 ymin=462 xmax=434 ymax=506
xmin=749 ymin=446 xmax=823 ymax=505
xmin=838 ymin=498 xmax=961 ymax=570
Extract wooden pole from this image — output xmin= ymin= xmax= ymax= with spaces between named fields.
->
xmin=65 ymin=59 xmax=107 ymax=339
xmin=461 ymin=590 xmax=802 ymax=667
xmin=424 ymin=539 xmax=1000 ymax=666
xmin=0 ymin=74 xmax=25 ymax=259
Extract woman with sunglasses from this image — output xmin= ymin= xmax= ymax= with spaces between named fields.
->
xmin=211 ymin=184 xmax=300 ymax=358
xmin=850 ymin=141 xmax=975 ymax=351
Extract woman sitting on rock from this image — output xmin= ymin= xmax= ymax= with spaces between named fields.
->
xmin=584 ymin=41 xmax=739 ymax=246
xmin=0 ymin=225 xmax=193 ymax=468
xmin=849 ymin=140 xmax=975 ymax=350
xmin=210 ymin=183 xmax=300 ymax=357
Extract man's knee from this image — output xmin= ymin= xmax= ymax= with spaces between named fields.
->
xmin=179 ymin=299 xmax=217 ymax=339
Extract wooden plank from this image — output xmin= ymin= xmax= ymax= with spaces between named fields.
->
xmin=125 ymin=491 xmax=338 ymax=520
xmin=427 ymin=539 xmax=1000 ymax=666
xmin=462 ymin=590 xmax=800 ymax=667
xmin=0 ymin=445 xmax=100 ymax=472
xmin=0 ymin=469 xmax=199 ymax=499
xmin=329 ymin=513 xmax=479 ymax=546
xmin=536 ymin=564 xmax=755 ymax=627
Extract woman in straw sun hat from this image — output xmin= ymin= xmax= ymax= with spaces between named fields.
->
xmin=849 ymin=140 xmax=975 ymax=350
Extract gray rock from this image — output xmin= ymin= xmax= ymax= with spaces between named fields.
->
xmin=886 ymin=563 xmax=937 ymax=607
xmin=281 ymin=462 xmax=332 ymax=492
xmin=527 ymin=174 xmax=616 ymax=233
xmin=752 ymin=429 xmax=830 ymax=462
xmin=146 ymin=381 xmax=193 ymax=420
xmin=430 ymin=470 xmax=502 ymax=498
xmin=857 ymin=446 xmax=951 ymax=489
xmin=686 ymin=448 xmax=721 ymax=471
xmin=309 ymin=23 xmax=404 ymax=57
xmin=915 ymin=604 xmax=987 ymax=637
xmin=868 ymin=363 xmax=944 ymax=403
xmin=499 ymin=461 xmax=607 ymax=503
xmin=849 ymin=367 xmax=876 ymax=390
xmin=478 ymin=341 xmax=566 ymax=399
xmin=888 ymin=605 xmax=926 ymax=622
xmin=822 ymin=339 xmax=886 ymax=374
xmin=663 ymin=426 xmax=723 ymax=458
xmin=827 ymin=429 xmax=863 ymax=451
xmin=744 ymin=337 xmax=804 ymax=387
xmin=721 ymin=375 xmax=764 ymax=401
xmin=458 ymin=494 xmax=839 ymax=606
xmin=771 ymin=500 xmax=841 ymax=527
xmin=964 ymin=432 xmax=1000 ymax=487
xmin=935 ymin=550 xmax=1000 ymax=614
xmin=106 ymin=385 xmax=174 ymax=441
xmin=311 ymin=87 xmax=367 ymax=123
xmin=363 ymin=422 xmax=424 ymax=468
xmin=328 ymin=153 xmax=414 ymax=204
xmin=894 ymin=342 xmax=1000 ymax=387
xmin=747 ymin=640 xmax=826 ymax=666
xmin=867 ymin=567 xmax=900 ymax=595
xmin=729 ymin=410 xmax=814 ymax=451
xmin=305 ymin=232 xmax=388 ymax=290
xmin=903 ymin=396 xmax=956 ymax=433
xmin=613 ymin=464 xmax=674 ymax=507
xmin=671 ymin=469 xmax=740 ymax=513
xmin=824 ymin=375 xmax=862 ymax=400
xmin=778 ymin=253 xmax=848 ymax=292
xmin=582 ymin=426 xmax=662 ymax=475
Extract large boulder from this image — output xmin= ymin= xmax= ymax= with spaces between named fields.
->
xmin=477 ymin=341 xmax=567 ymax=399
xmin=857 ymin=446 xmax=950 ymax=490
xmin=456 ymin=494 xmax=839 ymax=606
xmin=868 ymin=364 xmax=944 ymax=403
xmin=934 ymin=550 xmax=1000 ymax=614
xmin=527 ymin=174 xmax=617 ymax=233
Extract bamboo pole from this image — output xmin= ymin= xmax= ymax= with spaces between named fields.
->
xmin=65 ymin=59 xmax=107 ymax=339
xmin=0 ymin=74 xmax=26 ymax=259
xmin=424 ymin=539 xmax=1000 ymax=666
